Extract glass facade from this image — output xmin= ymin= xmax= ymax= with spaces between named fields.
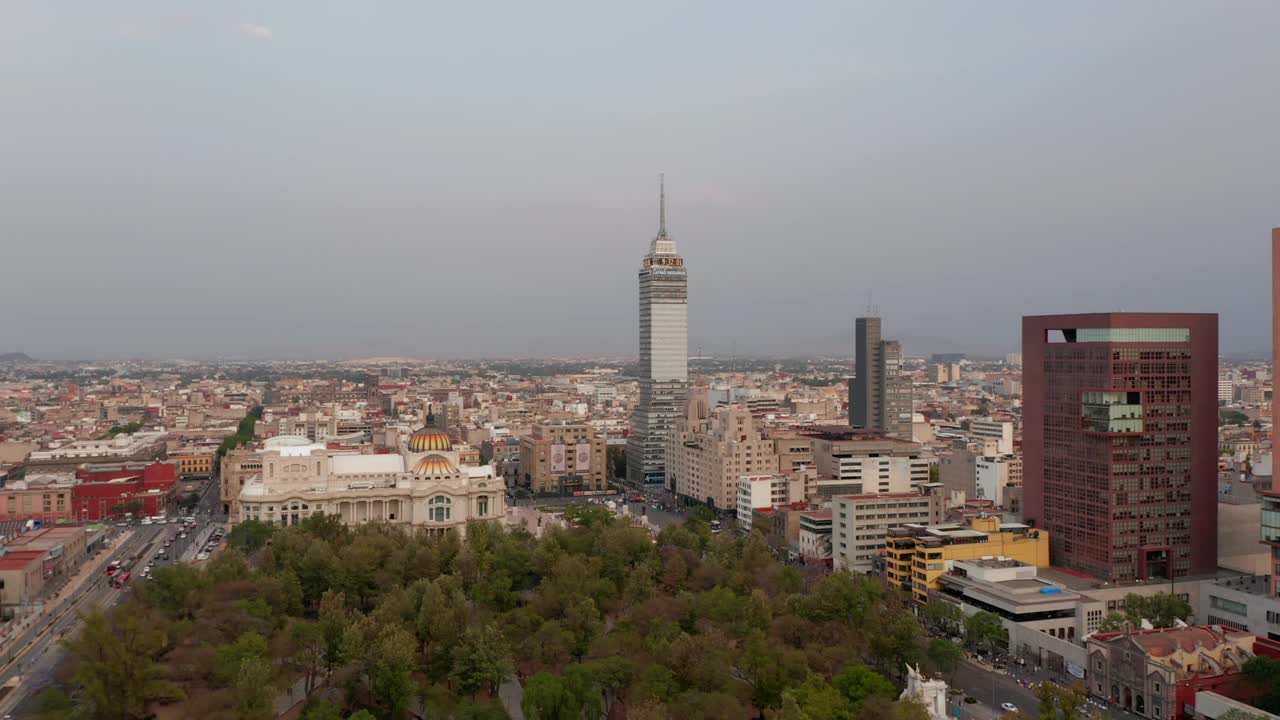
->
xmin=1081 ymin=391 xmax=1144 ymax=433
xmin=1262 ymin=496 xmax=1280 ymax=545
xmin=1065 ymin=328 xmax=1191 ymax=343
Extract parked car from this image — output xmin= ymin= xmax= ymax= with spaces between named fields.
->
xmin=1001 ymin=703 xmax=1018 ymax=713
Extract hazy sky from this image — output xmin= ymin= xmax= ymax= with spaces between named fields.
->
xmin=3 ymin=2 xmax=1279 ymax=360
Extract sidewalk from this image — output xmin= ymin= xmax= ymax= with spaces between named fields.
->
xmin=0 ymin=529 xmax=135 ymax=648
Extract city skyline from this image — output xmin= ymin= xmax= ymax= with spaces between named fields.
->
xmin=7 ymin=5 xmax=1280 ymax=719
xmin=4 ymin=4 xmax=1280 ymax=359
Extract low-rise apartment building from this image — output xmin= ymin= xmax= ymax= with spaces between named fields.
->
xmin=0 ymin=475 xmax=76 ymax=525
xmin=798 ymin=509 xmax=833 ymax=565
xmin=735 ymin=474 xmax=805 ymax=529
xmin=169 ymin=449 xmax=216 ymax=478
xmin=885 ymin=515 xmax=1050 ymax=604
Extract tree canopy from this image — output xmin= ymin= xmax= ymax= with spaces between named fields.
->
xmin=1108 ymin=593 xmax=1192 ymax=630
xmin=54 ymin=512 xmax=933 ymax=719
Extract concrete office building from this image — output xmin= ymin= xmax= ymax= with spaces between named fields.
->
xmin=969 ymin=418 xmax=1014 ymax=455
xmin=832 ymin=486 xmax=943 ymax=574
xmin=849 ymin=317 xmax=913 ymax=439
xmin=518 ymin=421 xmax=608 ymax=495
xmin=626 ymin=176 xmax=689 ymax=486
xmin=1023 ymin=313 xmax=1218 ymax=582
xmin=804 ymin=428 xmax=931 ymax=497
xmin=975 ymin=454 xmax=1022 ymax=508
xmin=938 ymin=449 xmax=978 ymax=500
xmin=1197 ymin=575 xmax=1280 ymax=640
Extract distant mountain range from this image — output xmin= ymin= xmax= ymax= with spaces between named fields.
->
xmin=0 ymin=353 xmax=34 ymax=364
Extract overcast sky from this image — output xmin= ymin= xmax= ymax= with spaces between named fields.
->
xmin=2 ymin=2 xmax=1278 ymax=360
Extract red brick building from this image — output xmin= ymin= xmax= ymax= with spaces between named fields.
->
xmin=72 ymin=462 xmax=177 ymax=521
xmin=1022 ymin=313 xmax=1218 ymax=582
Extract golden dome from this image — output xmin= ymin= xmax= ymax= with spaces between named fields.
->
xmin=413 ymin=454 xmax=458 ymax=476
xmin=407 ymin=429 xmax=453 ymax=453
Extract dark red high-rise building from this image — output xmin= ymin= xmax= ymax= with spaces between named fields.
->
xmin=1023 ymin=313 xmax=1217 ymax=582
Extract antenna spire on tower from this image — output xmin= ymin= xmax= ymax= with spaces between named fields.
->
xmin=658 ymin=172 xmax=667 ymax=238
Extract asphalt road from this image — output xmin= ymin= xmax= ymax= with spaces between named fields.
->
xmin=950 ymin=659 xmax=1041 ymax=718
xmin=0 ymin=475 xmax=226 ymax=718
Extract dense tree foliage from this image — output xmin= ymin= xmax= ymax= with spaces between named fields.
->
xmin=217 ymin=406 xmax=263 ymax=457
xmin=101 ymin=421 xmax=145 ymax=439
xmin=921 ymin=600 xmax=963 ymax=636
xmin=1118 ymin=593 xmax=1192 ymax=629
xmin=1097 ymin=593 xmax=1193 ymax=631
xmin=55 ymin=512 xmax=931 ymax=719
xmin=926 ymin=639 xmax=963 ymax=678
xmin=1242 ymin=656 xmax=1280 ymax=714
xmin=964 ymin=611 xmax=1007 ymax=654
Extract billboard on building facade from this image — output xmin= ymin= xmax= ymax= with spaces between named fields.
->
xmin=576 ymin=443 xmax=591 ymax=472
xmin=551 ymin=444 xmax=567 ymax=474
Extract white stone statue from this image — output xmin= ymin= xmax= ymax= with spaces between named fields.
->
xmin=901 ymin=664 xmax=949 ymax=720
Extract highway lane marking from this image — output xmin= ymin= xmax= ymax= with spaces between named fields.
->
xmin=0 ymin=528 xmax=162 ymax=714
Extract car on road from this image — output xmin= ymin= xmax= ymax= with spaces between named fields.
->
xmin=195 ymin=552 xmax=209 ymax=561
xmin=1001 ymin=703 xmax=1018 ymax=713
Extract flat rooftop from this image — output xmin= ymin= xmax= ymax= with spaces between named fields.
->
xmin=0 ymin=550 xmax=45 ymax=570
xmin=959 ymin=557 xmax=1028 ymax=569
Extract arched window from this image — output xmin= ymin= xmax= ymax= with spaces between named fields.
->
xmin=429 ymin=495 xmax=451 ymax=522
xmin=477 ymin=495 xmax=489 ymax=517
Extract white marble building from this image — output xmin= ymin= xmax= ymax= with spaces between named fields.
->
xmin=237 ymin=429 xmax=504 ymax=536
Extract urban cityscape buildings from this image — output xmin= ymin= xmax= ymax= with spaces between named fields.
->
xmin=625 ymin=176 xmax=689 ymax=486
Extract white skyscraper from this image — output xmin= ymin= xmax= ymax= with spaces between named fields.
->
xmin=626 ymin=175 xmax=689 ymax=485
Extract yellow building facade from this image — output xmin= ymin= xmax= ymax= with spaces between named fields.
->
xmin=885 ymin=516 xmax=1050 ymax=604
xmin=171 ymin=451 xmax=216 ymax=478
